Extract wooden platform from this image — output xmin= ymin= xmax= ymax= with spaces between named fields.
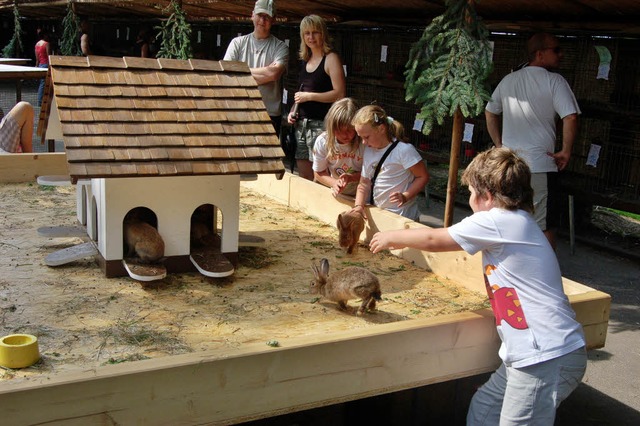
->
xmin=189 ymin=248 xmax=234 ymax=277
xmin=238 ymin=232 xmax=265 ymax=247
xmin=44 ymin=241 xmax=98 ymax=267
xmin=37 ymin=225 xmax=87 ymax=238
xmin=36 ymin=174 xmax=72 ymax=186
xmin=122 ymin=259 xmax=167 ymax=281
xmin=0 ymin=160 xmax=611 ymax=425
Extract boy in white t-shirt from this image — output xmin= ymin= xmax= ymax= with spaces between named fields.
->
xmin=369 ymin=148 xmax=586 ymax=425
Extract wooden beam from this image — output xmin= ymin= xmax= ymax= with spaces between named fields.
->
xmin=0 ymin=153 xmax=68 ymax=183
xmin=0 ymin=170 xmax=611 ymax=425
xmin=0 ymin=311 xmax=501 ymax=425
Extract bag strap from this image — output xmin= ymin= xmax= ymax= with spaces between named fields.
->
xmin=370 ymin=140 xmax=399 ymax=205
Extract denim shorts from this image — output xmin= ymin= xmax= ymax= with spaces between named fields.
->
xmin=294 ymin=118 xmax=324 ymax=161
xmin=467 ymin=347 xmax=587 ymax=425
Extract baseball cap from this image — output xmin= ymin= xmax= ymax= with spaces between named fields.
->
xmin=254 ymin=0 xmax=275 ymax=18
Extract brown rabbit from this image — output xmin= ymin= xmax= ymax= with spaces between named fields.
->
xmin=123 ymin=217 xmax=165 ymax=264
xmin=190 ymin=205 xmax=216 ymax=248
xmin=337 ymin=211 xmax=365 ymax=254
xmin=310 ymin=258 xmax=381 ymax=315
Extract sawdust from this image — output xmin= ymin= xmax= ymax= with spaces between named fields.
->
xmin=0 ymin=182 xmax=487 ymax=383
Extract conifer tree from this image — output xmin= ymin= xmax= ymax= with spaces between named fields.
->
xmin=404 ymin=0 xmax=492 ymax=226
xmin=156 ymin=0 xmax=193 ymax=60
xmin=59 ymin=1 xmax=82 ymax=56
xmin=1 ymin=3 xmax=24 ymax=58
xmin=405 ymin=0 xmax=492 ymax=135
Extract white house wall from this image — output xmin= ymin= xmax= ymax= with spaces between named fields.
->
xmin=92 ymin=175 xmax=241 ymax=260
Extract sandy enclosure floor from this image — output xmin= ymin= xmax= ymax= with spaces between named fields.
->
xmin=0 ymin=182 xmax=487 ymax=383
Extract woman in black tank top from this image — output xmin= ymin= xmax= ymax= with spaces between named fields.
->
xmin=287 ymin=15 xmax=346 ymax=181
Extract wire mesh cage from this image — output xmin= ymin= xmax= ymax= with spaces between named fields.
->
xmin=2 ymin=18 xmax=638 ymax=211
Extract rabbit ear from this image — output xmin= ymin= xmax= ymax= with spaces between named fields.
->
xmin=337 ymin=213 xmax=345 ymax=230
xmin=311 ymin=263 xmax=320 ymax=279
xmin=319 ymin=258 xmax=330 ymax=276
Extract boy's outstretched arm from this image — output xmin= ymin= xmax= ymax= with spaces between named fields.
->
xmin=369 ymin=228 xmax=462 ymax=254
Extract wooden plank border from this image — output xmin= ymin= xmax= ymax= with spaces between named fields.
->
xmin=0 ymin=164 xmax=611 ymax=424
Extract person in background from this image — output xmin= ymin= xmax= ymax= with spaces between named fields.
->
xmin=369 ymin=148 xmax=586 ymax=425
xmin=0 ymin=102 xmax=35 ymax=153
xmin=34 ymin=29 xmax=51 ymax=106
xmin=312 ymin=98 xmax=363 ymax=197
xmin=133 ymin=29 xmax=152 ymax=58
xmin=224 ymin=0 xmax=288 ymax=136
xmin=485 ymin=32 xmax=580 ymax=250
xmin=349 ymin=105 xmax=428 ymax=221
xmin=287 ymin=14 xmax=346 ymax=180
xmin=79 ymin=19 xmax=93 ymax=56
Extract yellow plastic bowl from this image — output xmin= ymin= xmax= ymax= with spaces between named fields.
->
xmin=0 ymin=334 xmax=40 ymax=369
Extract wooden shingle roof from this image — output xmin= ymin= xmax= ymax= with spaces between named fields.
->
xmin=48 ymin=55 xmax=285 ymax=183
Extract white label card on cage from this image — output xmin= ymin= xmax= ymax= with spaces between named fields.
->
xmin=594 ymin=46 xmax=611 ymax=80
xmin=198 ymin=30 xmax=202 ymax=43
xmin=463 ymin=123 xmax=474 ymax=142
xmin=380 ymin=45 xmax=388 ymax=63
xmin=217 ymin=34 xmax=221 ymax=47
xmin=413 ymin=115 xmax=424 ymax=132
xmin=586 ymin=144 xmax=601 ymax=167
xmin=282 ymin=89 xmax=288 ymax=105
xmin=285 ymin=39 xmax=290 ymax=46
xmin=343 ymin=65 xmax=348 ymax=77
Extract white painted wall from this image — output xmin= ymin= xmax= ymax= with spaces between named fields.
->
xmin=92 ymin=175 xmax=240 ymax=260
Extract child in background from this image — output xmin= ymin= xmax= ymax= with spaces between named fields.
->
xmin=369 ymin=148 xmax=587 ymax=425
xmin=0 ymin=102 xmax=34 ymax=154
xmin=312 ymin=98 xmax=364 ymax=197
xmin=349 ymin=105 xmax=428 ymax=220
xmin=34 ymin=29 xmax=51 ymax=106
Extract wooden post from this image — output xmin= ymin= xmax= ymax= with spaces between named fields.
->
xmin=444 ymin=108 xmax=463 ymax=227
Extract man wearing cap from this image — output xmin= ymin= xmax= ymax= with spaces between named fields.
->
xmin=224 ymin=0 xmax=289 ymax=136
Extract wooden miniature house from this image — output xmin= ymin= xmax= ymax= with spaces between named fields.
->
xmin=45 ymin=55 xmax=285 ymax=279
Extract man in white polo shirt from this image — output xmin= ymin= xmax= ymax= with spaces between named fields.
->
xmin=485 ymin=33 xmax=580 ymax=250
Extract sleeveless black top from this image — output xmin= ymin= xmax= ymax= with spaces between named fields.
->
xmin=297 ymin=55 xmax=333 ymax=120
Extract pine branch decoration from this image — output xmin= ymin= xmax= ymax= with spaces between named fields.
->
xmin=1 ymin=2 xmax=24 ymax=58
xmin=405 ymin=0 xmax=493 ymax=135
xmin=59 ymin=1 xmax=81 ymax=56
xmin=156 ymin=0 xmax=193 ymax=60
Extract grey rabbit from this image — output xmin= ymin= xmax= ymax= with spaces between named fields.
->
xmin=337 ymin=211 xmax=365 ymax=254
xmin=310 ymin=258 xmax=381 ymax=315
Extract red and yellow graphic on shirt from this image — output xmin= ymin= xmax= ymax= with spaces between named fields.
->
xmin=335 ymin=162 xmax=357 ymax=176
xmin=483 ymin=264 xmax=528 ymax=329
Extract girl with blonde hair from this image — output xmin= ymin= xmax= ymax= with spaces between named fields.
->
xmin=350 ymin=105 xmax=429 ymax=220
xmin=312 ymin=98 xmax=364 ymax=197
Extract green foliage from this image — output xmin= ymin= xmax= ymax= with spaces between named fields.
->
xmin=59 ymin=2 xmax=81 ymax=56
xmin=405 ymin=0 xmax=493 ymax=135
xmin=1 ymin=3 xmax=24 ymax=58
xmin=155 ymin=0 xmax=193 ymax=60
